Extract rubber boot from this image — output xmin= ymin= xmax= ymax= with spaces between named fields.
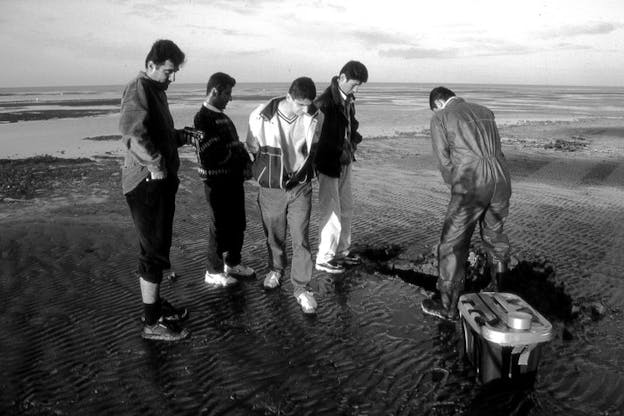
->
xmin=441 ymin=289 xmax=460 ymax=320
xmin=422 ymin=288 xmax=459 ymax=321
xmin=494 ymin=261 xmax=508 ymax=291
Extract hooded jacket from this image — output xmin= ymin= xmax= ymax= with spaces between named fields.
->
xmin=430 ymin=97 xmax=511 ymax=199
xmin=246 ymin=96 xmax=323 ymax=190
xmin=119 ymin=71 xmax=186 ymax=194
xmin=313 ymin=76 xmax=363 ymax=178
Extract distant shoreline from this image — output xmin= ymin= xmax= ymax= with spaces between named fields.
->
xmin=3 ymin=81 xmax=624 ymax=90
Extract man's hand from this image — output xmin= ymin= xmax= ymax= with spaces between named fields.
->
xmin=182 ymin=127 xmax=203 ymax=147
xmin=148 ymin=170 xmax=167 ymax=181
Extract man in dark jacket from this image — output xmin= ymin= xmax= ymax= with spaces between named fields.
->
xmin=314 ymin=61 xmax=368 ymax=274
xmin=120 ymin=39 xmax=193 ymax=341
xmin=194 ymin=72 xmax=254 ymax=288
xmin=422 ymin=86 xmax=512 ymax=321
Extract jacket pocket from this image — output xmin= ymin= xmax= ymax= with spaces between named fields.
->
xmin=252 ymin=146 xmax=282 ymax=188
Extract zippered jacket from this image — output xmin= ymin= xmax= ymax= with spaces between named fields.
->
xmin=314 ymin=76 xmax=362 ymax=178
xmin=119 ymin=71 xmax=186 ymax=194
xmin=245 ymin=96 xmax=324 ymax=189
xmin=430 ymin=97 xmax=511 ymax=200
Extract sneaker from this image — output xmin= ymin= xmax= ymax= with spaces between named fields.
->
xmin=141 ymin=298 xmax=189 ymax=324
xmin=421 ymin=298 xmax=458 ymax=321
xmin=141 ymin=318 xmax=190 ymax=341
xmin=339 ymin=253 xmax=362 ymax=266
xmin=225 ymin=263 xmax=255 ymax=278
xmin=204 ymin=271 xmax=238 ymax=287
xmin=315 ymin=259 xmax=345 ymax=274
xmin=296 ymin=291 xmax=318 ymax=314
xmin=263 ymin=270 xmax=282 ymax=289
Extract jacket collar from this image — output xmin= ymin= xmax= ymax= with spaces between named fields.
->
xmin=329 ymin=76 xmax=354 ymax=106
xmin=259 ymin=96 xmax=319 ymax=120
xmin=443 ymin=96 xmax=463 ymax=109
xmin=138 ymin=71 xmax=169 ymax=91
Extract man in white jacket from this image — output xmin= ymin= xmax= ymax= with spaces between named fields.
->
xmin=246 ymin=77 xmax=324 ymax=314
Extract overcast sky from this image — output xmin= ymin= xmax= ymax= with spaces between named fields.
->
xmin=1 ymin=0 xmax=623 ymax=87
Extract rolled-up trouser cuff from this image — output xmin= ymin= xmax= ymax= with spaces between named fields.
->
xmin=292 ymin=284 xmax=308 ymax=298
xmin=138 ymin=270 xmax=163 ymax=284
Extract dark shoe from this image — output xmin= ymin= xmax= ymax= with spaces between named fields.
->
xmin=315 ymin=260 xmax=345 ymax=274
xmin=141 ymin=298 xmax=189 ymax=324
xmin=339 ymin=253 xmax=362 ymax=266
xmin=142 ymin=318 xmax=190 ymax=341
xmin=160 ymin=299 xmax=189 ymax=323
xmin=224 ymin=263 xmax=255 ymax=278
xmin=421 ymin=297 xmax=459 ymax=321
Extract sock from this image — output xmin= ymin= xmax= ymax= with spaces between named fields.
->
xmin=144 ymin=301 xmax=162 ymax=325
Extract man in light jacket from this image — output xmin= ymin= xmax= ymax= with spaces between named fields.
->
xmin=422 ymin=86 xmax=512 ymax=321
xmin=246 ymin=77 xmax=323 ymax=314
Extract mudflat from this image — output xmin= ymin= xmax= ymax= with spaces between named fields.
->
xmin=1 ymin=121 xmax=623 ymax=415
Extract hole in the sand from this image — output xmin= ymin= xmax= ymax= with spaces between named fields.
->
xmin=358 ymin=244 xmax=606 ymax=328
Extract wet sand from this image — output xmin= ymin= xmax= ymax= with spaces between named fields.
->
xmin=1 ymin=122 xmax=624 ymax=415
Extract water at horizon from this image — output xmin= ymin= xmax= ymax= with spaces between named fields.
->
xmin=3 ymin=82 xmax=624 ymax=124
xmin=2 ymin=82 xmax=624 ymax=158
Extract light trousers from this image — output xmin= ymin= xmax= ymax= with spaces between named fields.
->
xmin=316 ymin=163 xmax=353 ymax=263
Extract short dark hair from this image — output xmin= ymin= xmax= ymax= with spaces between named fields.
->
xmin=429 ymin=86 xmax=456 ymax=110
xmin=288 ymin=77 xmax=316 ymax=101
xmin=206 ymin=72 xmax=236 ymax=95
xmin=144 ymin=39 xmax=186 ymax=68
xmin=340 ymin=61 xmax=368 ymax=83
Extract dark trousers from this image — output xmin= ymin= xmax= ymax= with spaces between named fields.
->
xmin=203 ymin=179 xmax=246 ymax=273
xmin=437 ymin=189 xmax=510 ymax=295
xmin=125 ymin=176 xmax=179 ymax=284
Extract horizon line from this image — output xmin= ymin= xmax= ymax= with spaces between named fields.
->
xmin=2 ymin=81 xmax=624 ymax=90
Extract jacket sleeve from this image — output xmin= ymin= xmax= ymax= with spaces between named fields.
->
xmin=312 ymin=111 xmax=324 ymax=145
xmin=350 ymin=101 xmax=362 ymax=145
xmin=430 ymin=116 xmax=453 ymax=185
xmin=119 ymin=80 xmax=163 ymax=174
xmin=245 ymin=110 xmax=260 ymax=161
xmin=309 ymin=111 xmax=324 ymax=159
xmin=174 ymin=129 xmax=190 ymax=147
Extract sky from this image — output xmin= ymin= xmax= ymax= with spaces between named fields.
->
xmin=1 ymin=0 xmax=623 ymax=87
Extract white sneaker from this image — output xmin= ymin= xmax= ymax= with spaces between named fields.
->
xmin=263 ymin=270 xmax=282 ymax=289
xmin=204 ymin=271 xmax=238 ymax=287
xmin=224 ymin=263 xmax=255 ymax=278
xmin=296 ymin=291 xmax=317 ymax=314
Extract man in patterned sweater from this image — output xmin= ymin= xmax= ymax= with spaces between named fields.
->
xmin=193 ymin=72 xmax=254 ymax=287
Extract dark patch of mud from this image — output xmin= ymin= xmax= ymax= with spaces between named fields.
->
xmin=0 ymin=98 xmax=121 ymax=108
xmin=83 ymin=135 xmax=121 ymax=141
xmin=0 ymin=109 xmax=117 ymax=123
xmin=0 ymin=156 xmax=116 ymax=200
xmin=544 ymin=136 xmax=588 ymax=152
